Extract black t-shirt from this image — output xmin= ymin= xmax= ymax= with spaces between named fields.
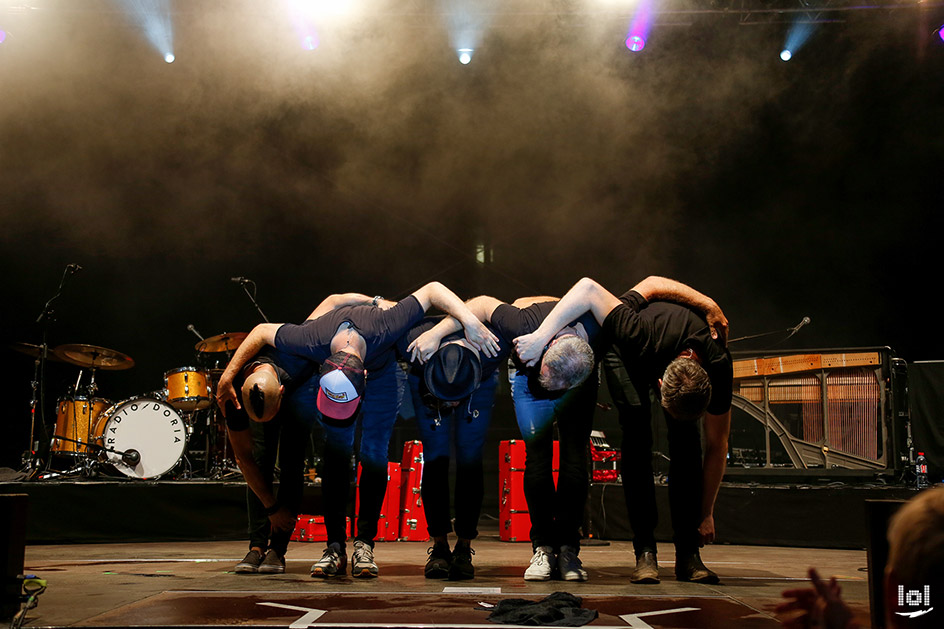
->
xmin=224 ymin=346 xmax=316 ymax=432
xmin=489 ymin=300 xmax=602 ymax=399
xmin=602 ymin=290 xmax=733 ymax=415
xmin=396 ymin=316 xmax=508 ymax=380
xmin=273 ymin=296 xmax=425 ymax=372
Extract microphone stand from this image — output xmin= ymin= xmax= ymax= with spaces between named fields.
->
xmin=728 ymin=316 xmax=811 ymax=350
xmin=236 ymin=279 xmax=270 ymax=323
xmin=29 ymin=265 xmax=80 ymax=477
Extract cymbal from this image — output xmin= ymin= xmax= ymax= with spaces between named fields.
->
xmin=53 ymin=344 xmax=135 ymax=371
xmin=9 ymin=342 xmax=65 ymax=362
xmin=196 ymin=332 xmax=248 ymax=353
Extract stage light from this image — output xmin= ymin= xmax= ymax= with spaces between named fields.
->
xmin=458 ymin=48 xmax=473 ymax=64
xmin=117 ymin=0 xmax=174 ymax=63
xmin=939 ymin=25 xmax=944 ymax=42
xmin=625 ymin=35 xmax=645 ymax=52
xmin=0 ymin=30 xmax=6 ymax=45
xmin=625 ymin=0 xmax=653 ymax=54
xmin=782 ymin=20 xmax=814 ymax=61
xmin=304 ymin=34 xmax=318 ymax=50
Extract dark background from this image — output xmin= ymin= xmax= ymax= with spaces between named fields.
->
xmin=2 ymin=0 xmax=942 ymax=470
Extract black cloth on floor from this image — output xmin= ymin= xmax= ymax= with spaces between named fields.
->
xmin=487 ymin=591 xmax=598 ymax=627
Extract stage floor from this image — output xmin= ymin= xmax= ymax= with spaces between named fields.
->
xmin=18 ymin=534 xmax=873 ymax=628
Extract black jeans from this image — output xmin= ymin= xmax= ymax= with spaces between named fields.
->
xmin=246 ymin=383 xmax=318 ymax=556
xmin=603 ymin=347 xmax=703 ymax=556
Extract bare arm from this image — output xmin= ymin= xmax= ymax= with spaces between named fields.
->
xmin=411 ymin=283 xmax=500 ymax=357
xmin=698 ymin=409 xmax=731 ymax=545
xmin=228 ymin=427 xmax=295 ymax=532
xmin=216 ymin=323 xmax=281 ymax=415
xmin=632 ymin=276 xmax=728 ymax=344
xmin=513 ymin=278 xmax=620 ymax=366
xmin=511 ymin=296 xmax=558 ymax=308
xmin=406 ymin=295 xmax=506 ymax=363
xmin=306 ymin=292 xmax=379 ymax=321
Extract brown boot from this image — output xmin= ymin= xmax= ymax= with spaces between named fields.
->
xmin=630 ymin=551 xmax=660 ymax=584
xmin=675 ymin=551 xmax=719 ymax=584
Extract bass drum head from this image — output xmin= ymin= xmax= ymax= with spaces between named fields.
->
xmin=98 ymin=398 xmax=187 ymax=479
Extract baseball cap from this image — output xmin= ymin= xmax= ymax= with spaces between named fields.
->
xmin=317 ymin=351 xmax=366 ymax=424
xmin=424 ymin=343 xmax=482 ymax=402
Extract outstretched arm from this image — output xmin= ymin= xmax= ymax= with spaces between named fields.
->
xmin=216 ymin=323 xmax=281 ymax=416
xmin=698 ymin=409 xmax=730 ymax=545
xmin=407 ymin=295 xmax=505 ymax=363
xmin=411 ymin=283 xmax=500 ymax=357
xmin=306 ymin=292 xmax=380 ymax=321
xmin=513 ymin=278 xmax=620 ymax=367
xmin=632 ymin=276 xmax=728 ymax=344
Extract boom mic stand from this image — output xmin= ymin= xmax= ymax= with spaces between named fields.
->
xmin=231 ymin=277 xmax=269 ymax=323
xmin=28 ymin=264 xmax=81 ymax=477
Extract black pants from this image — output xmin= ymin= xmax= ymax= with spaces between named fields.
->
xmin=603 ymin=347 xmax=703 ymax=556
xmin=246 ymin=396 xmax=314 ymax=556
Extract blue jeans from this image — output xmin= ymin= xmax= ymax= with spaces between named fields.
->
xmin=246 ymin=372 xmax=320 ymax=555
xmin=319 ymin=360 xmax=401 ymax=549
xmin=510 ymin=369 xmax=597 ymax=551
xmin=411 ymin=370 xmax=498 ymax=540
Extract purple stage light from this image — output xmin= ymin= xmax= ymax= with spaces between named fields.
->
xmin=939 ymin=26 xmax=944 ymax=43
xmin=625 ymin=35 xmax=645 ymax=52
xmin=0 ymin=30 xmax=6 ymax=44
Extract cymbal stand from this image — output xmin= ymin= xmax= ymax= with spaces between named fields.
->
xmin=33 ymin=264 xmax=80 ymax=476
xmin=21 ymin=352 xmax=44 ymax=479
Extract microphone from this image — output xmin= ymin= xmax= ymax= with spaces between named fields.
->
xmin=121 ymin=449 xmax=141 ymax=466
xmin=67 ymin=263 xmax=83 ymax=272
xmin=794 ymin=316 xmax=811 ymax=332
xmin=231 ymin=276 xmax=251 ymax=284
xmin=186 ymin=324 xmax=205 ymax=341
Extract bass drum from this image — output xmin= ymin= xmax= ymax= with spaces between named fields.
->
xmin=94 ymin=398 xmax=187 ymax=479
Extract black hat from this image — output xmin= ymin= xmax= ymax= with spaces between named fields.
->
xmin=424 ymin=343 xmax=482 ymax=402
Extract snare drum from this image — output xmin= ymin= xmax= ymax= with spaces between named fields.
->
xmin=164 ymin=367 xmax=212 ymax=411
xmin=93 ymin=397 xmax=187 ymax=479
xmin=52 ymin=397 xmax=111 ymax=455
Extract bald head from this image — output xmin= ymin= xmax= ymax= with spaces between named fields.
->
xmin=241 ymin=366 xmax=283 ymax=422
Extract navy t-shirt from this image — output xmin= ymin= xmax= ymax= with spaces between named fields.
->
xmin=274 ymin=296 xmax=425 ymax=372
xmin=602 ymin=290 xmax=733 ymax=415
xmin=224 ymin=346 xmax=316 ymax=432
xmin=489 ymin=300 xmax=602 ymax=399
xmin=396 ymin=316 xmax=508 ymax=380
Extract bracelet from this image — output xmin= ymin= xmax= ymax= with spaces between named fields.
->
xmin=371 ymin=295 xmax=383 ymax=307
xmin=264 ymin=502 xmax=281 ymax=516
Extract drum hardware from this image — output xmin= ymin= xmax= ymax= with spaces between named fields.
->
xmin=195 ymin=332 xmax=248 ymax=354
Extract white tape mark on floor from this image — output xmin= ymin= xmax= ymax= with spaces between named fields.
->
xmin=620 ymin=606 xmax=700 ymax=628
xmin=258 ymin=602 xmax=327 ymax=628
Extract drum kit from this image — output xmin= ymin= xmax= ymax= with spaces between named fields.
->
xmin=14 ymin=332 xmax=248 ymax=481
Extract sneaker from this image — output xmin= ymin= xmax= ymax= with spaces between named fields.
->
xmin=352 ymin=540 xmax=379 ymax=578
xmin=235 ymin=549 xmax=264 ymax=574
xmin=675 ymin=550 xmax=719 ymax=584
xmin=258 ymin=549 xmax=286 ymax=574
xmin=448 ymin=544 xmax=475 ymax=581
xmin=630 ymin=551 xmax=660 ymax=584
xmin=523 ymin=545 xmax=556 ymax=581
xmin=558 ymin=545 xmax=588 ymax=582
xmin=310 ymin=543 xmax=347 ymax=578
xmin=425 ymin=542 xmax=452 ymax=579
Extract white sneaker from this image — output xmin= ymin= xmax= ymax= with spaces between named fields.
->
xmin=558 ymin=545 xmax=588 ymax=582
xmin=523 ymin=545 xmax=557 ymax=581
